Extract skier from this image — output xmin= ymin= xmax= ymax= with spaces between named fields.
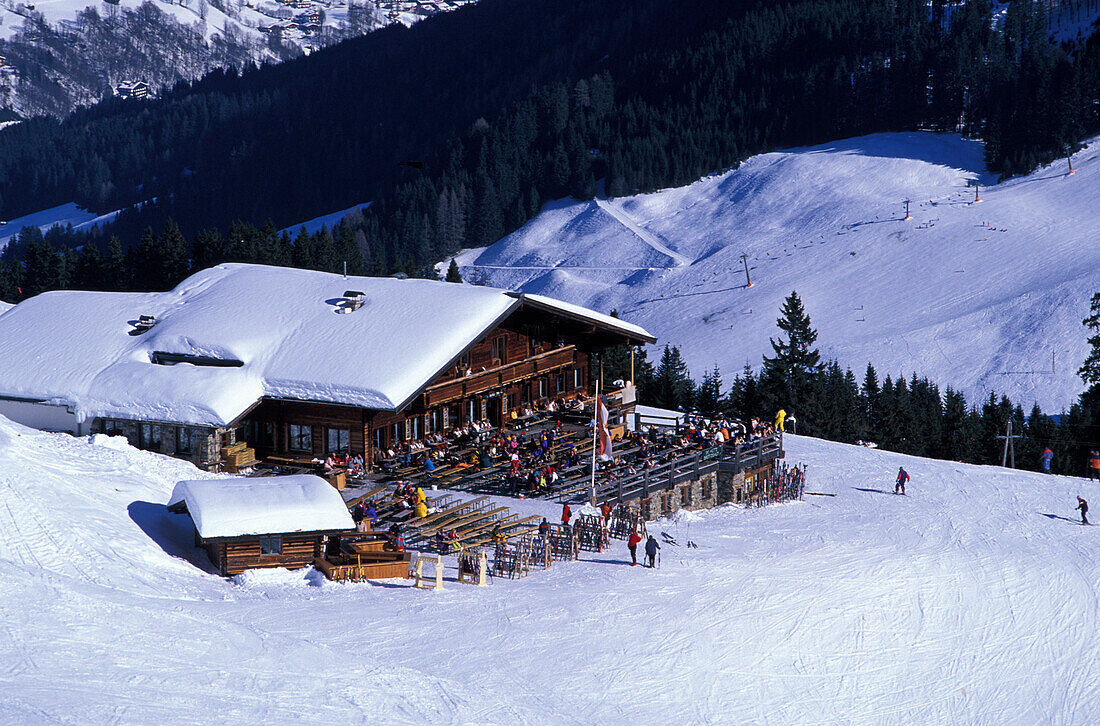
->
xmin=644 ymin=535 xmax=661 ymax=568
xmin=627 ymin=529 xmax=642 ymax=566
xmin=775 ymin=409 xmax=787 ymax=433
xmin=1077 ymin=497 xmax=1089 ymax=525
xmin=1088 ymin=450 xmax=1100 ymax=482
xmin=895 ymin=466 xmax=909 ymax=495
xmin=561 ymin=502 xmax=572 ymax=525
xmin=538 ymin=517 xmax=550 ymax=537
xmin=1041 ymin=447 xmax=1054 ymax=474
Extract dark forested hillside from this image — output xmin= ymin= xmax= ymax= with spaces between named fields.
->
xmin=1 ymin=0 xmax=1099 ymax=288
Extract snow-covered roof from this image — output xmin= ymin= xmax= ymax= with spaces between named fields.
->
xmin=0 ymin=263 xmax=654 ymax=427
xmin=518 ymin=292 xmax=656 ymax=343
xmin=168 ymin=474 xmax=355 ymax=538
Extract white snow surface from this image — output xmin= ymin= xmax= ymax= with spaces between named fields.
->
xmin=0 ymin=263 xmax=651 ymax=427
xmin=1 ymin=414 xmax=1098 ymax=722
xmin=455 ymin=132 xmax=1100 ymax=412
xmin=0 ymin=202 xmax=119 ymax=251
xmin=280 ymin=202 xmax=370 ymax=236
xmin=168 ymin=474 xmax=354 ymax=538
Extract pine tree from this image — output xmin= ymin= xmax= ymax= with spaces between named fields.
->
xmin=653 ymin=345 xmax=693 ymax=411
xmin=695 ymin=365 xmax=723 ymax=417
xmin=761 ymin=291 xmax=822 ymax=424
xmin=445 ymin=258 xmax=463 ymax=283
xmin=105 ymin=235 xmax=128 ymax=290
xmin=1080 ymin=292 xmax=1100 ymax=394
xmin=72 ymin=242 xmax=106 ymax=290
xmin=861 ymin=363 xmax=880 ymax=443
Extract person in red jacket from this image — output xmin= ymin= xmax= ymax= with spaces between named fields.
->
xmin=1089 ymin=450 xmax=1100 ymax=482
xmin=627 ymin=530 xmax=642 ymax=566
xmin=561 ymin=503 xmax=572 ymax=525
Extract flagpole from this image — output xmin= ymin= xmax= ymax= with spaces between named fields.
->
xmin=590 ymin=377 xmax=599 ymax=507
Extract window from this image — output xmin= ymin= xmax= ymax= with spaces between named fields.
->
xmin=259 ymin=535 xmax=282 ymax=555
xmin=327 ymin=428 xmax=350 ymax=453
xmin=289 ymin=424 xmax=312 ymax=451
xmin=556 ymin=373 xmax=565 ymax=393
xmin=140 ymin=423 xmax=163 ymax=452
xmin=457 ymin=352 xmax=470 ymax=373
xmin=480 ymin=399 xmax=488 ymax=419
xmin=442 ymin=407 xmax=450 ymax=430
xmin=501 ymin=395 xmax=509 ymax=413
xmin=255 ymin=421 xmax=274 ymax=449
xmin=574 ymin=367 xmax=585 ymax=389
xmin=428 ymin=410 xmax=442 ymax=433
xmin=528 ymin=324 xmax=543 ymax=355
xmin=466 ymin=399 xmax=477 ymax=423
xmin=702 ymin=479 xmax=713 ymax=501
xmin=681 ymin=485 xmax=693 ymax=508
xmin=176 ymin=427 xmax=193 ymax=454
xmin=491 ymin=335 xmax=507 ymax=364
xmin=373 ymin=427 xmax=386 ymax=451
xmin=391 ymin=422 xmax=404 ymax=443
xmin=521 ymin=383 xmax=531 ymax=404
xmin=538 ymin=378 xmax=547 ymax=398
xmin=409 ymin=416 xmax=421 ymax=441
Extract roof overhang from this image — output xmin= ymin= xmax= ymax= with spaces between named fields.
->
xmin=508 ymin=292 xmax=657 ymax=345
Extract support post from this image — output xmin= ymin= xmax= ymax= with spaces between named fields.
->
xmin=415 ymin=553 xmax=444 ymax=591
xmin=589 ymin=377 xmax=600 ymax=507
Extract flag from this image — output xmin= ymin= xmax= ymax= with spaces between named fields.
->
xmin=596 ymin=395 xmax=612 ymax=461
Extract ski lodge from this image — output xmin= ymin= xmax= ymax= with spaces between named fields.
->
xmin=0 ymin=263 xmax=655 ymax=473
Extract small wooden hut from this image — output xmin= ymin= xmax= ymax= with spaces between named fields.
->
xmin=168 ymin=474 xmax=355 ymax=576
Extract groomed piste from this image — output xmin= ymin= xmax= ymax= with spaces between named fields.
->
xmin=1 ymin=412 xmax=1097 ymax=723
xmin=455 ymin=132 xmax=1100 ymax=411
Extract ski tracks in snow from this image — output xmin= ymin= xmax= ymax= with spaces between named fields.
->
xmin=595 ymin=198 xmax=693 ymax=267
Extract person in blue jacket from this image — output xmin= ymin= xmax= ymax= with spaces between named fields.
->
xmin=1041 ymin=447 xmax=1054 ymax=474
xmin=895 ymin=467 xmax=909 ymax=495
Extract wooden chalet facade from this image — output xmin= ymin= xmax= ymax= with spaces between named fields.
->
xmin=0 ymin=265 xmax=654 ymax=472
xmin=80 ymin=285 xmax=654 ymax=472
xmin=201 ymin=530 xmax=336 ymax=577
xmin=235 ymin=302 xmax=649 ymax=471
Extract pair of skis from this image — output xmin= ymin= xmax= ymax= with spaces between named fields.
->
xmin=661 ymin=531 xmax=698 ymax=549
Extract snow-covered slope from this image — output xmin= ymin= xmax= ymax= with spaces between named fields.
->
xmin=454 ymin=133 xmax=1100 ymax=412
xmin=0 ymin=202 xmax=119 ymax=251
xmin=2 ymin=413 xmax=1099 ymax=722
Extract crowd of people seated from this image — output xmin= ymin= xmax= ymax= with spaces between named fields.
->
xmin=322 ymin=451 xmax=365 ymax=477
xmin=364 ymin=395 xmax=592 ymax=484
xmin=582 ymin=413 xmax=780 ymax=493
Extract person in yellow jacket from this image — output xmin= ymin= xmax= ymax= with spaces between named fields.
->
xmin=414 ymin=486 xmax=426 ymax=505
xmin=413 ymin=500 xmax=428 ymax=519
xmin=775 ymin=409 xmax=787 ymax=432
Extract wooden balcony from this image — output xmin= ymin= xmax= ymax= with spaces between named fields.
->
xmin=424 ymin=345 xmax=578 ymax=407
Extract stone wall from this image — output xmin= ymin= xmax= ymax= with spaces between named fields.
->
xmin=94 ymin=417 xmax=225 ymax=470
xmin=633 ymin=470 xmax=718 ymax=520
xmin=717 ymin=460 xmax=777 ymax=504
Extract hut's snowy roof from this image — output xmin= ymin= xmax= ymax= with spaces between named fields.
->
xmin=168 ymin=475 xmax=355 ymax=539
xmin=0 ymin=264 xmax=654 ymax=427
